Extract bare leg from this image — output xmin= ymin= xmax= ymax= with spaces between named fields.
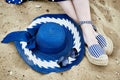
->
xmin=72 ymin=0 xmax=108 ymax=65
xmin=72 ymin=0 xmax=98 ymax=47
xmin=58 ymin=0 xmax=98 ymax=46
xmin=57 ymin=0 xmax=108 ymax=65
xmin=57 ymin=1 xmax=79 ymax=22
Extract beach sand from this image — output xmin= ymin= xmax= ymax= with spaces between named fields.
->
xmin=0 ymin=0 xmax=120 ymax=80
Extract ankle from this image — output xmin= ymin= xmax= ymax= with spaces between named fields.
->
xmin=79 ymin=21 xmax=93 ymax=26
xmin=84 ymin=35 xmax=98 ymax=47
xmin=94 ymin=31 xmax=99 ymax=37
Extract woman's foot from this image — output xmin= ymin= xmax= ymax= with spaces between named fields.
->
xmin=81 ymin=24 xmax=108 ymax=66
xmin=79 ymin=21 xmax=113 ymax=55
xmin=93 ymin=26 xmax=113 ymax=55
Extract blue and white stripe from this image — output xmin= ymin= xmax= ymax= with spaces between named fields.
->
xmin=96 ymin=34 xmax=107 ymax=48
xmin=88 ymin=44 xmax=105 ymax=58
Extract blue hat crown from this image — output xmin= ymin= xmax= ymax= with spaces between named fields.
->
xmin=36 ymin=22 xmax=66 ymax=54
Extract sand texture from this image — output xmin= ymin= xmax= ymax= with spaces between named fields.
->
xmin=0 ymin=0 xmax=120 ymax=80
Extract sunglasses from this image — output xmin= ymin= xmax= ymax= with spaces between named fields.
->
xmin=57 ymin=48 xmax=79 ymax=67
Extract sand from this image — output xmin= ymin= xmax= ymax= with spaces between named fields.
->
xmin=0 ymin=0 xmax=120 ymax=80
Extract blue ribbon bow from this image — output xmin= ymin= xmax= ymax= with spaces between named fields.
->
xmin=2 ymin=27 xmax=39 ymax=50
xmin=57 ymin=48 xmax=79 ymax=67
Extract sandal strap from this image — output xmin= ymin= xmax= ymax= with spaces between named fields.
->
xmin=79 ymin=21 xmax=97 ymax=31
xmin=79 ymin=21 xmax=93 ymax=25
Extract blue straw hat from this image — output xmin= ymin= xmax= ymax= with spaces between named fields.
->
xmin=2 ymin=14 xmax=85 ymax=74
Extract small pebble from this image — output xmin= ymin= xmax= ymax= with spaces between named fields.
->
xmin=35 ymin=5 xmax=41 ymax=8
xmin=116 ymin=60 xmax=120 ymax=65
xmin=96 ymin=75 xmax=101 ymax=79
xmin=110 ymin=31 xmax=113 ymax=34
xmin=115 ymin=72 xmax=120 ymax=76
xmin=46 ymin=9 xmax=49 ymax=12
xmin=98 ymin=18 xmax=101 ymax=20
xmin=9 ymin=71 xmax=13 ymax=75
xmin=23 ymin=75 xmax=25 ymax=77
xmin=115 ymin=59 xmax=120 ymax=65
xmin=60 ymin=73 xmax=63 ymax=75
xmin=0 ymin=13 xmax=2 ymax=15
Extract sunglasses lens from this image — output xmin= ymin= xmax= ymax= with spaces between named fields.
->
xmin=57 ymin=48 xmax=78 ymax=67
xmin=69 ymin=48 xmax=78 ymax=58
xmin=57 ymin=56 xmax=69 ymax=67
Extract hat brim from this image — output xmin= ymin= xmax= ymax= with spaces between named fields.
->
xmin=14 ymin=14 xmax=85 ymax=74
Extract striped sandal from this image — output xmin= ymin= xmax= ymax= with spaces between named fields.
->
xmin=86 ymin=44 xmax=108 ymax=66
xmin=93 ymin=24 xmax=113 ymax=55
xmin=79 ymin=21 xmax=113 ymax=55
